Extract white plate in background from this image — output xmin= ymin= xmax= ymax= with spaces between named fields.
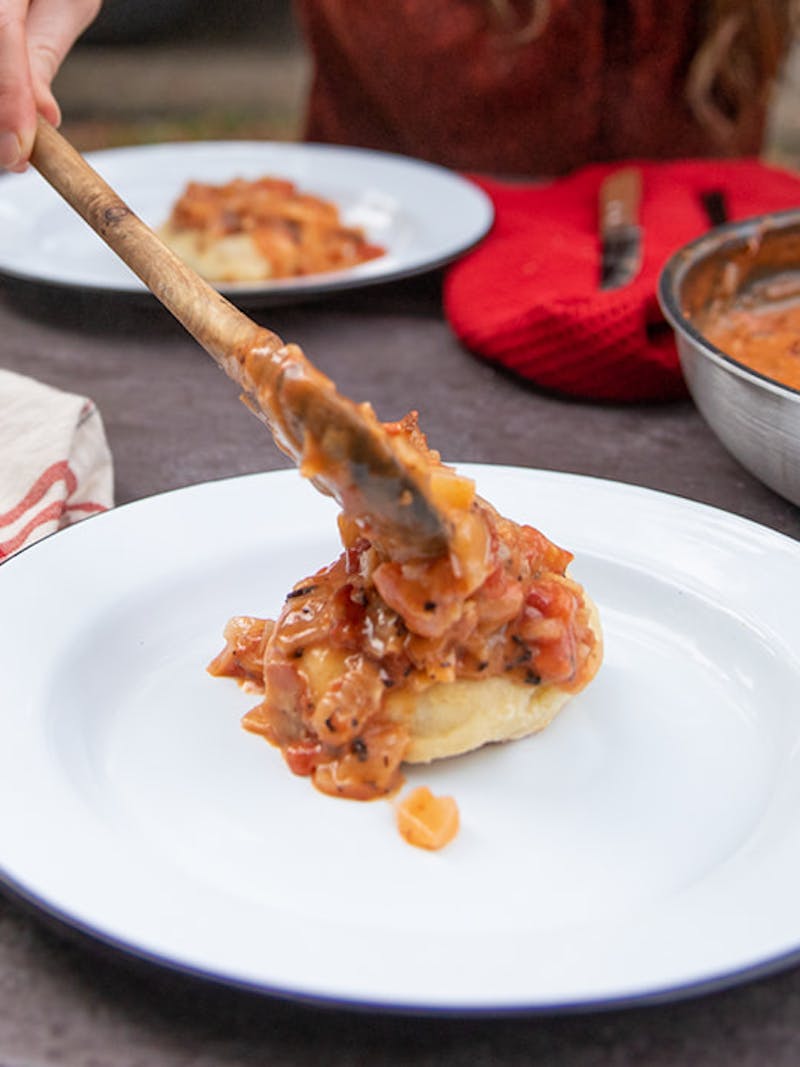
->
xmin=0 ymin=141 xmax=493 ymax=302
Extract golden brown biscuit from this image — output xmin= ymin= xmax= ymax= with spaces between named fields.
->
xmin=388 ymin=596 xmax=602 ymax=763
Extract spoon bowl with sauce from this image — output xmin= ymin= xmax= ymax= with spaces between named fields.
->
xmin=659 ymin=208 xmax=800 ymax=507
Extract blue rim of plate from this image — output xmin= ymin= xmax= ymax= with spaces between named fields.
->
xmin=2 ymin=468 xmax=799 ymax=1015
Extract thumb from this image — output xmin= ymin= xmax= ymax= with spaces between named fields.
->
xmin=0 ymin=0 xmax=37 ymax=170
xmin=27 ymin=0 xmax=101 ymax=118
xmin=29 ymin=69 xmax=60 ymax=126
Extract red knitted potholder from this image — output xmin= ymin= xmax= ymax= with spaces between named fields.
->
xmin=444 ymin=159 xmax=800 ymax=402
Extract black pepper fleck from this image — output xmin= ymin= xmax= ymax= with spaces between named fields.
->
xmin=286 ymin=584 xmax=317 ymax=600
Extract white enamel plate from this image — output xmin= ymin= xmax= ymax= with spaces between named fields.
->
xmin=1 ymin=466 xmax=799 ymax=1012
xmin=0 ymin=141 xmax=492 ymax=302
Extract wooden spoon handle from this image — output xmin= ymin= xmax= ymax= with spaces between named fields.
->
xmin=29 ymin=118 xmax=452 ymax=558
xmin=29 ymin=116 xmax=282 ymax=383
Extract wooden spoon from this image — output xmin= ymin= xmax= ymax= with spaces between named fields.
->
xmin=30 ymin=117 xmax=451 ymax=559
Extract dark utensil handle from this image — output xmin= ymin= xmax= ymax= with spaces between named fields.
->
xmin=700 ymin=189 xmax=729 ymax=228
xmin=599 ymin=167 xmax=642 ymax=233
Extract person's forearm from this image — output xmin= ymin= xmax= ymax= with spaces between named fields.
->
xmin=0 ymin=0 xmax=101 ymax=171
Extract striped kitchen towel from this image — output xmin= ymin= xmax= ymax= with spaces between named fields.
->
xmin=0 ymin=370 xmax=113 ymax=561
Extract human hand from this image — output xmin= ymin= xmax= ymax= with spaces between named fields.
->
xmin=0 ymin=0 xmax=101 ymax=171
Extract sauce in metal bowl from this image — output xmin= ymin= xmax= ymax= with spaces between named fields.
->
xmin=702 ymin=287 xmax=800 ymax=391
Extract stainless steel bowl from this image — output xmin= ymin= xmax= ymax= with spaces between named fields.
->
xmin=659 ymin=209 xmax=800 ymax=507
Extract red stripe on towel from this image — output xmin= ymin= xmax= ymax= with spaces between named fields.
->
xmin=0 ymin=501 xmax=65 ymax=559
xmin=66 ymin=501 xmax=107 ymax=516
xmin=0 ymin=461 xmax=77 ymax=527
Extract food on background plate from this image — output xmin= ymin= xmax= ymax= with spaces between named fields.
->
xmin=159 ymin=175 xmax=384 ymax=283
xmin=209 ymin=413 xmax=603 ymax=847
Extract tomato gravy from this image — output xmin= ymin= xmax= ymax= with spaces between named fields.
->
xmin=703 ymin=298 xmax=800 ymax=390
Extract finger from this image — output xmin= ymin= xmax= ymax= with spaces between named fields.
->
xmin=33 ymin=77 xmax=58 ymax=126
xmin=27 ymin=0 xmax=101 ymax=121
xmin=0 ymin=0 xmax=37 ymax=170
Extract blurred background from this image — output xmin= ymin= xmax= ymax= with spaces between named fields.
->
xmin=53 ymin=0 xmax=800 ymax=167
xmin=54 ymin=0 xmax=310 ymax=151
